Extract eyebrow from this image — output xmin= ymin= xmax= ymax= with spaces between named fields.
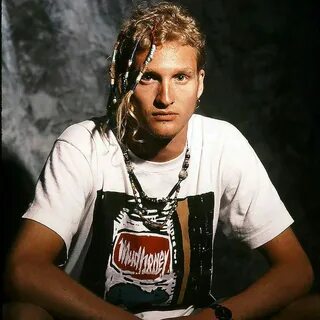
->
xmin=144 ymin=67 xmax=195 ymax=75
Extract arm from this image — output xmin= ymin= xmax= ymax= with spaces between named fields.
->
xmin=204 ymin=126 xmax=314 ymax=319
xmin=168 ymin=227 xmax=313 ymax=320
xmin=4 ymin=219 xmax=139 ymax=320
xmin=218 ymin=227 xmax=313 ymax=319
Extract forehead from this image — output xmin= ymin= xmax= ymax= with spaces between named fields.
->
xmin=135 ymin=41 xmax=198 ymax=71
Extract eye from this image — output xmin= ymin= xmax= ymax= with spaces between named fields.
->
xmin=175 ymin=74 xmax=188 ymax=82
xmin=140 ymin=73 xmax=155 ymax=83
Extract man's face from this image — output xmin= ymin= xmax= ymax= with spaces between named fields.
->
xmin=131 ymin=41 xmax=205 ymax=142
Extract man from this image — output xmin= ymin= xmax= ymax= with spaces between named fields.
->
xmin=4 ymin=2 xmax=313 ymax=320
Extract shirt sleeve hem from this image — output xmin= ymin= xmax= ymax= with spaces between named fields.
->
xmin=241 ymin=216 xmax=294 ymax=249
xmin=22 ymin=211 xmax=75 ymax=259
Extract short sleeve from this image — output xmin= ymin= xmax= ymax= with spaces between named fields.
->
xmin=23 ymin=139 xmax=94 ymax=254
xmin=219 ymin=127 xmax=294 ymax=249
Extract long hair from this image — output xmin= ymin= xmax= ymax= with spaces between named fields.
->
xmin=106 ymin=2 xmax=206 ymax=143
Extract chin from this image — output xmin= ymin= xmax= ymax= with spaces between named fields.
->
xmin=141 ymin=128 xmax=176 ymax=142
xmin=141 ymin=121 xmax=186 ymax=141
xmin=149 ymin=130 xmax=176 ymax=141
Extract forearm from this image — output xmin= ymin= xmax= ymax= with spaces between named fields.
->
xmin=220 ymin=261 xmax=314 ymax=320
xmin=170 ymin=260 xmax=313 ymax=320
xmin=5 ymin=261 xmax=139 ymax=320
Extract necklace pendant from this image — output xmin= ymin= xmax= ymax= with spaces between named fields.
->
xmin=143 ymin=219 xmax=165 ymax=231
xmin=179 ymin=169 xmax=188 ymax=180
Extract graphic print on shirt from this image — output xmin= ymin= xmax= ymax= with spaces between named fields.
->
xmin=111 ymin=231 xmax=171 ymax=281
xmin=79 ymin=191 xmax=214 ymax=310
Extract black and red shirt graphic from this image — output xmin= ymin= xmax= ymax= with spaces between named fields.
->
xmin=112 ymin=232 xmax=171 ymax=281
xmin=80 ymin=190 xmax=214 ymax=311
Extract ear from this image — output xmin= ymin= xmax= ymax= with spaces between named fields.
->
xmin=197 ymin=69 xmax=205 ymax=99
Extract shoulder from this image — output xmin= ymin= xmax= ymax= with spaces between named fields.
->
xmin=190 ymin=113 xmax=243 ymax=135
xmin=58 ymin=119 xmax=97 ymax=144
xmin=56 ymin=117 xmax=113 ymax=155
xmin=189 ymin=114 xmax=248 ymax=147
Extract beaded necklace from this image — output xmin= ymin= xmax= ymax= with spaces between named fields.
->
xmin=121 ymin=145 xmax=190 ymax=230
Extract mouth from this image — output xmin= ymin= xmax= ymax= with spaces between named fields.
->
xmin=152 ymin=111 xmax=178 ymax=121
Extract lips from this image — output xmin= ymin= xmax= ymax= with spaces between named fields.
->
xmin=152 ymin=111 xmax=178 ymax=121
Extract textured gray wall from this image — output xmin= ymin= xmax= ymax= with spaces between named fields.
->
xmin=2 ymin=0 xmax=319 ymax=297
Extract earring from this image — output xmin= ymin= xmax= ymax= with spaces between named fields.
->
xmin=196 ymin=98 xmax=200 ymax=110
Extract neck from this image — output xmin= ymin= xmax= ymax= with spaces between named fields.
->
xmin=125 ymin=126 xmax=188 ymax=162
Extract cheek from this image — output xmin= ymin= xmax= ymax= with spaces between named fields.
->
xmin=176 ymin=85 xmax=198 ymax=105
xmin=132 ymin=86 xmax=157 ymax=108
xmin=177 ymin=81 xmax=199 ymax=96
xmin=131 ymin=93 xmax=151 ymax=120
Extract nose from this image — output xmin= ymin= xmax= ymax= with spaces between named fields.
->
xmin=154 ymin=80 xmax=174 ymax=108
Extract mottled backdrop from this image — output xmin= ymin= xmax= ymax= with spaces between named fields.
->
xmin=2 ymin=0 xmax=319 ymax=298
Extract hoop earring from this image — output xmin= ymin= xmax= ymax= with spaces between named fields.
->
xmin=196 ymin=98 xmax=200 ymax=110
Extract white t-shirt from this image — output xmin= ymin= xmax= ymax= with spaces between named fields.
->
xmin=23 ymin=114 xmax=293 ymax=317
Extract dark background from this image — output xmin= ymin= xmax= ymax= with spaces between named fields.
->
xmin=2 ymin=0 xmax=319 ymax=299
